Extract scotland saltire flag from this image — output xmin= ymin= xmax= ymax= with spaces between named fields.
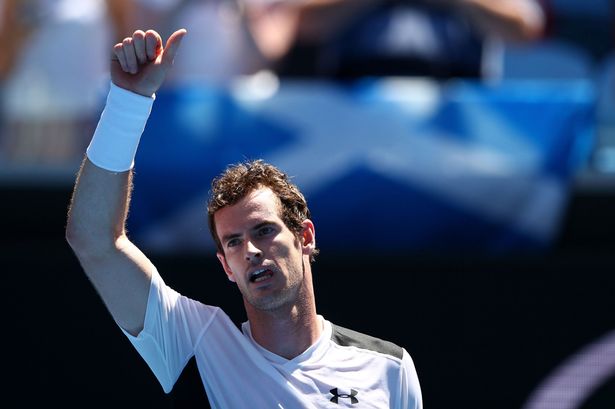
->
xmin=127 ymin=78 xmax=594 ymax=254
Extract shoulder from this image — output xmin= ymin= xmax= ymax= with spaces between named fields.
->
xmin=330 ymin=323 xmax=404 ymax=361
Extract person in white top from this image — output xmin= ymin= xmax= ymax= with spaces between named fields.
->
xmin=66 ymin=27 xmax=422 ymax=408
xmin=126 ymin=0 xmax=265 ymax=87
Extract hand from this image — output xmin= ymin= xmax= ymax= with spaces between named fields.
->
xmin=111 ymin=28 xmax=187 ymax=97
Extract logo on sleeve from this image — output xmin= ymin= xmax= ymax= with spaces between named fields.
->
xmin=329 ymin=388 xmax=359 ymax=404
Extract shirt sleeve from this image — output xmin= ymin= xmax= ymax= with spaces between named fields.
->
xmin=119 ymin=268 xmax=220 ymax=393
xmin=399 ymin=348 xmax=423 ymax=409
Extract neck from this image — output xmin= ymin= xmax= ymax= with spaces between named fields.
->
xmin=245 ymin=264 xmax=322 ymax=359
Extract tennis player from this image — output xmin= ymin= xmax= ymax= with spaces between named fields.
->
xmin=66 ymin=28 xmax=422 ymax=408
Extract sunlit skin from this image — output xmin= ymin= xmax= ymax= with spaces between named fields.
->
xmin=214 ymin=187 xmax=321 ymax=359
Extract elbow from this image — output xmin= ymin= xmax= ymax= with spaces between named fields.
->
xmin=495 ymin=20 xmax=545 ymax=44
xmin=512 ymin=3 xmax=547 ymax=42
xmin=65 ymin=217 xmax=121 ymax=260
xmin=65 ymin=225 xmax=88 ymax=256
xmin=65 ymin=214 xmax=88 ymax=253
xmin=519 ymin=19 xmax=546 ymax=42
xmin=65 ymin=215 xmax=80 ymax=251
xmin=471 ymin=1 xmax=547 ymax=43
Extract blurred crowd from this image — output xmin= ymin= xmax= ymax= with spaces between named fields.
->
xmin=0 ymin=0 xmax=612 ymax=169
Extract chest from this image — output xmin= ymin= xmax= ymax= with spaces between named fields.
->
xmin=194 ymin=337 xmax=399 ymax=408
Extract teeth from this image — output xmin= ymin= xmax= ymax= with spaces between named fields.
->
xmin=250 ymin=269 xmax=272 ymax=283
xmin=251 ymin=269 xmax=265 ymax=278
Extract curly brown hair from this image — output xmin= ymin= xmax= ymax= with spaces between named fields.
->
xmin=207 ymin=160 xmax=318 ymax=260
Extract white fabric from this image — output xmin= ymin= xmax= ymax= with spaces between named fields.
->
xmin=133 ymin=0 xmax=260 ymax=86
xmin=86 ymin=83 xmax=155 ymax=172
xmin=121 ymin=268 xmax=422 ymax=408
xmin=0 ymin=0 xmax=110 ymax=119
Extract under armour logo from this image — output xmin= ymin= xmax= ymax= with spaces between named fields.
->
xmin=329 ymin=388 xmax=359 ymax=404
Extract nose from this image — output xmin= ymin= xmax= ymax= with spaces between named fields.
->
xmin=245 ymin=240 xmax=262 ymax=263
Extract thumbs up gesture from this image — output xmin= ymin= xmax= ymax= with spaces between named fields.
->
xmin=111 ymin=29 xmax=187 ymax=97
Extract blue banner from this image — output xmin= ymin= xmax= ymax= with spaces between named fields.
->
xmin=128 ymin=78 xmax=595 ymax=254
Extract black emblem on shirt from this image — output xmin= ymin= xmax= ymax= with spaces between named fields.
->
xmin=329 ymin=388 xmax=359 ymax=404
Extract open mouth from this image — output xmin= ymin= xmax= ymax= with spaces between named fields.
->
xmin=249 ymin=268 xmax=274 ymax=283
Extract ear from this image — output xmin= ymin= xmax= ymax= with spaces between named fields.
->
xmin=300 ymin=219 xmax=316 ymax=256
xmin=217 ymin=252 xmax=236 ymax=282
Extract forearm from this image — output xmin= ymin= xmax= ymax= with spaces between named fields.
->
xmin=105 ymin=0 xmax=138 ymax=41
xmin=66 ymin=81 xmax=153 ymax=250
xmin=0 ymin=0 xmax=34 ymax=79
xmin=66 ymin=159 xmax=133 ymax=256
xmin=246 ymin=0 xmax=381 ymax=62
xmin=67 ymin=157 xmax=155 ymax=335
xmin=454 ymin=0 xmax=545 ymax=42
xmin=65 ymin=93 xmax=154 ymax=335
xmin=294 ymin=0 xmax=382 ymax=42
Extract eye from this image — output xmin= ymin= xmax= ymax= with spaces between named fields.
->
xmin=226 ymin=238 xmax=241 ymax=248
xmin=257 ymin=226 xmax=275 ymax=237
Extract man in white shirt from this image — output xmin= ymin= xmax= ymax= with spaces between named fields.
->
xmin=66 ymin=27 xmax=422 ymax=408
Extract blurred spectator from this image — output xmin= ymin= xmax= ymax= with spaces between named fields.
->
xmin=0 ymin=0 xmax=129 ymax=168
xmin=121 ymin=0 xmax=549 ymax=84
xmin=126 ymin=0 xmax=267 ymax=88
xmin=265 ymin=0 xmax=549 ymax=80
xmin=245 ymin=0 xmax=381 ymax=76
xmin=124 ymin=0 xmax=427 ymax=86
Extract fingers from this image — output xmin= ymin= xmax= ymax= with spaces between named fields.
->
xmin=112 ymin=43 xmax=128 ymax=72
xmin=161 ymin=28 xmax=187 ymax=68
xmin=122 ymin=37 xmax=138 ymax=74
xmin=132 ymin=30 xmax=147 ymax=65
xmin=113 ymin=29 xmax=186 ymax=73
xmin=145 ymin=30 xmax=162 ymax=61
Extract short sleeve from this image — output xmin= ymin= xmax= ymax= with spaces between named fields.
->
xmin=399 ymin=348 xmax=423 ymax=409
xmin=119 ymin=268 xmax=220 ymax=393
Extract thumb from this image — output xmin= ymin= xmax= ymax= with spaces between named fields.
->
xmin=161 ymin=28 xmax=187 ymax=68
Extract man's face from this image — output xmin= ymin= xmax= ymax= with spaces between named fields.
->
xmin=214 ymin=187 xmax=315 ymax=312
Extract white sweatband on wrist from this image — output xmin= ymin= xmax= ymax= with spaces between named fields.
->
xmin=86 ymin=82 xmax=155 ymax=172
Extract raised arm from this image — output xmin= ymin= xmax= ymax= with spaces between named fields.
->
xmin=245 ymin=0 xmax=380 ymax=63
xmin=0 ymin=0 xmax=36 ymax=80
xmin=451 ymin=0 xmax=546 ymax=42
xmin=66 ymin=29 xmax=186 ymax=335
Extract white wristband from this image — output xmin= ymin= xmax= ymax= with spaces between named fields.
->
xmin=86 ymin=83 xmax=155 ymax=172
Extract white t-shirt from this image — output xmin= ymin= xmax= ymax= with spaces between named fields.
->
xmin=121 ymin=269 xmax=422 ymax=408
